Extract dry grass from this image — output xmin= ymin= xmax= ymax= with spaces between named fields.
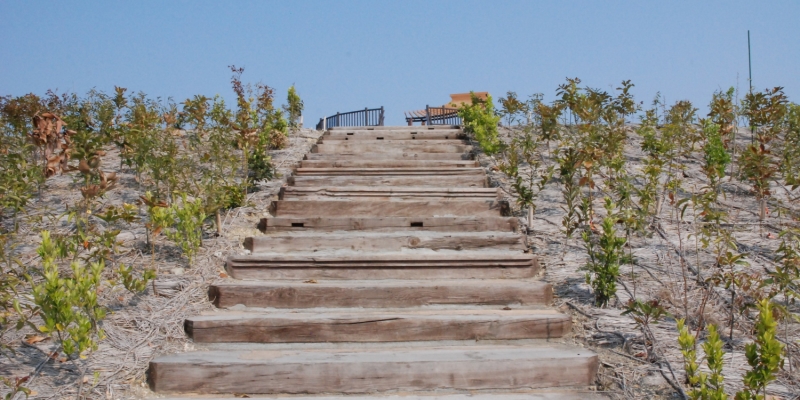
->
xmin=480 ymin=125 xmax=799 ymax=399
xmin=0 ymin=128 xmax=323 ymax=399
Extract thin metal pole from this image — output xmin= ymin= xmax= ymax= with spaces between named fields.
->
xmin=748 ymin=30 xmax=754 ymax=144
xmin=748 ymin=30 xmax=753 ymax=96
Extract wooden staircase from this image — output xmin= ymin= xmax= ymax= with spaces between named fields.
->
xmin=147 ymin=125 xmax=601 ymax=398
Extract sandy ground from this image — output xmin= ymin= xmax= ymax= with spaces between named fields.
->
xmin=1 ymin=124 xmax=798 ymax=399
xmin=479 ymin=125 xmax=799 ymax=399
xmin=0 ymin=128 xmax=323 ymax=399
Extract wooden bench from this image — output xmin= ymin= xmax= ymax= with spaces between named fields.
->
xmin=405 ymin=92 xmax=489 ymax=126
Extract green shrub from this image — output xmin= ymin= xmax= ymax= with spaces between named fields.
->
xmin=459 ymin=92 xmax=501 ymax=155
xmin=735 ymin=300 xmax=784 ymax=400
xmin=31 ymin=231 xmax=106 ymax=358
xmin=678 ymin=320 xmax=728 ymax=400
xmin=285 ymin=85 xmax=304 ymax=129
xmin=582 ymin=198 xmax=626 ymax=307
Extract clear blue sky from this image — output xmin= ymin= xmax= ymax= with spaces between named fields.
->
xmin=2 ymin=1 xmax=798 ymax=125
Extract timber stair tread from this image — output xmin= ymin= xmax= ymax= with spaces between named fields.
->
xmin=294 ymin=167 xmax=485 ymax=175
xmin=312 ymin=142 xmax=473 ymax=154
xmin=149 ymin=125 xmax=597 ymax=396
xmin=148 ymin=345 xmax=598 ymax=394
xmin=258 ymin=216 xmax=519 ymax=232
xmin=157 ymin=393 xmax=610 ymax=400
xmin=279 ymin=186 xmax=498 ymax=200
xmin=208 ymin=279 xmax=554 ymax=308
xmin=299 ymin=160 xmax=479 ymax=168
xmin=245 ymin=231 xmax=525 ymax=252
xmin=269 ymin=199 xmax=509 ymax=217
xmin=328 ymin=125 xmax=461 ymax=130
xmin=305 ymin=153 xmax=471 ymax=160
xmin=225 ymin=251 xmax=538 ymax=280
xmin=289 ymin=175 xmax=486 ymax=187
xmin=184 ymin=309 xmax=572 ymax=343
xmin=323 ymin=131 xmax=465 ymax=140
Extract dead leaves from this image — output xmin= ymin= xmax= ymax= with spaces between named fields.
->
xmin=24 ymin=335 xmax=48 ymax=345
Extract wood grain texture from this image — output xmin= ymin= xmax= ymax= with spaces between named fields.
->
xmin=328 ymin=125 xmax=460 ymax=131
xmin=156 ymin=392 xmax=611 ymax=400
xmin=290 ymin=175 xmax=486 ymax=187
xmin=279 ymin=186 xmax=498 ymax=200
xmin=185 ymin=310 xmax=572 ymax=343
xmin=258 ymin=216 xmax=520 ymax=232
xmin=270 ymin=200 xmax=509 ymax=218
xmin=147 ymin=346 xmax=599 ymax=394
xmin=323 ymin=130 xmax=464 ymax=140
xmin=225 ymin=252 xmax=539 ymax=280
xmin=304 ymin=152 xmax=470 ymax=160
xmin=312 ymin=142 xmax=472 ymax=154
xmin=300 ymin=160 xmax=479 ymax=168
xmin=156 ymin=393 xmax=610 ymax=400
xmin=244 ymin=232 xmax=525 ymax=252
xmin=208 ymin=279 xmax=553 ymax=308
xmin=294 ymin=167 xmax=485 ymax=176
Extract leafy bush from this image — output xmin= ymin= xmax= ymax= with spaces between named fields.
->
xmin=31 ymin=231 xmax=106 ymax=358
xmin=735 ymin=300 xmax=784 ymax=400
xmin=498 ymin=127 xmax=553 ymax=227
xmin=582 ymin=198 xmax=627 ymax=307
xmin=678 ymin=320 xmax=727 ymax=400
xmin=459 ymin=92 xmax=501 ymax=155
xmin=285 ymin=85 xmax=304 ymax=129
xmin=152 ymin=194 xmax=206 ymax=265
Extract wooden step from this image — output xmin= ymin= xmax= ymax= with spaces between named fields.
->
xmin=270 ymin=200 xmax=509 ymax=218
xmin=313 ymin=142 xmax=472 ymax=154
xmin=209 ymin=279 xmax=553 ymax=309
xmin=279 ymin=186 xmax=498 ymax=200
xmin=244 ymin=231 xmax=525 ymax=252
xmin=323 ymin=130 xmax=464 ymax=140
xmin=148 ymin=345 xmax=599 ymax=394
xmin=290 ymin=175 xmax=486 ymax=187
xmin=258 ymin=216 xmax=520 ymax=232
xmin=185 ymin=309 xmax=571 ymax=343
xmin=156 ymin=392 xmax=610 ymax=400
xmin=300 ymin=160 xmax=479 ymax=168
xmin=294 ymin=167 xmax=485 ymax=176
xmin=305 ymin=152 xmax=470 ymax=160
xmin=328 ymin=125 xmax=461 ymax=131
xmin=225 ymin=251 xmax=538 ymax=280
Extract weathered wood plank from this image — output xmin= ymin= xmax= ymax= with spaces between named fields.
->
xmin=156 ymin=392 xmax=611 ymax=400
xmin=209 ymin=279 xmax=553 ymax=308
xmin=270 ymin=200 xmax=509 ymax=218
xmin=185 ymin=310 xmax=571 ymax=343
xmin=258 ymin=216 xmax=520 ymax=232
xmin=300 ymin=160 xmax=479 ymax=168
xmin=147 ymin=346 xmax=599 ymax=393
xmin=312 ymin=142 xmax=472 ymax=154
xmin=294 ymin=167 xmax=485 ymax=176
xmin=244 ymin=232 xmax=525 ymax=252
xmin=304 ymin=152 xmax=470 ymax=160
xmin=279 ymin=186 xmax=498 ymax=201
xmin=225 ymin=251 xmax=538 ymax=280
xmin=290 ymin=175 xmax=486 ymax=187
xmin=323 ymin=130 xmax=464 ymax=140
xmin=328 ymin=125 xmax=461 ymax=131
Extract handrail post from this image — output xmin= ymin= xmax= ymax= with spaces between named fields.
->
xmin=380 ymin=106 xmax=385 ymax=126
xmin=364 ymin=107 xmax=368 ymax=126
xmin=336 ymin=112 xmax=340 ymax=128
xmin=425 ymin=105 xmax=430 ymax=126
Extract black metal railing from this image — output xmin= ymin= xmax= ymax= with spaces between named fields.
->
xmin=425 ymin=105 xmax=461 ymax=125
xmin=316 ymin=107 xmax=385 ymax=130
xmin=404 ymin=105 xmax=462 ymax=126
